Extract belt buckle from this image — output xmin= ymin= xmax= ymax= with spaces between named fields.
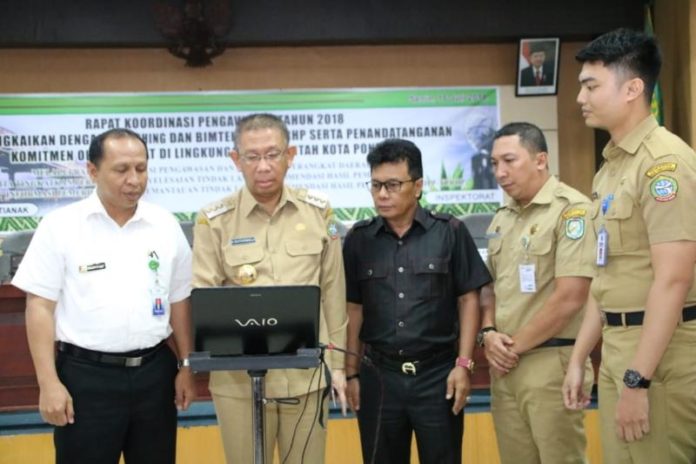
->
xmin=125 ymin=356 xmax=143 ymax=367
xmin=401 ymin=361 xmax=417 ymax=375
xmin=600 ymin=311 xmax=608 ymax=326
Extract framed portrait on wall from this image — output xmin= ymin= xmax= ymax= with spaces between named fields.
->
xmin=516 ymin=38 xmax=560 ymax=96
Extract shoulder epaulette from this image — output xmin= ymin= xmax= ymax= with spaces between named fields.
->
xmin=296 ymin=188 xmax=329 ymax=209
xmin=428 ymin=210 xmax=452 ymax=221
xmin=202 ymin=198 xmax=235 ymax=219
xmin=553 ymin=183 xmax=591 ymax=204
xmin=351 ymin=217 xmax=375 ymax=230
xmin=644 ymin=127 xmax=693 ymax=160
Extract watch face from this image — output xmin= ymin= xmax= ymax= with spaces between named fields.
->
xmin=623 ymin=369 xmax=642 ymax=388
xmin=477 ymin=327 xmax=496 ymax=347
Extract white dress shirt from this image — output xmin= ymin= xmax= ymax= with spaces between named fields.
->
xmin=13 ymin=191 xmax=192 ymax=352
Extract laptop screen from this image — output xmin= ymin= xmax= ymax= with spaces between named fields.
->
xmin=191 ymin=285 xmax=321 ymax=356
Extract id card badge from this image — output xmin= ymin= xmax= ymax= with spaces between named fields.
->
xmin=596 ymin=225 xmax=608 ymax=267
xmin=151 ymin=285 xmax=168 ymax=316
xmin=518 ymin=264 xmax=537 ymax=293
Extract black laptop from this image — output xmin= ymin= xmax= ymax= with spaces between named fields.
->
xmin=191 ymin=285 xmax=321 ymax=357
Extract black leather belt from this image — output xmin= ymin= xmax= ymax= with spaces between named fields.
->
xmin=367 ymin=346 xmax=455 ymax=376
xmin=604 ymin=305 xmax=696 ymax=327
xmin=536 ymin=337 xmax=575 ymax=348
xmin=57 ymin=340 xmax=166 ymax=367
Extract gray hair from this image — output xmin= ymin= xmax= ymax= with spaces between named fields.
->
xmin=233 ymin=113 xmax=290 ymax=150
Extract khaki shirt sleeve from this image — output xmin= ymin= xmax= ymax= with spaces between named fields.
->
xmin=192 ymin=212 xmax=226 ymax=287
xmin=319 ymin=205 xmax=347 ymax=367
xmin=639 ymin=155 xmax=696 ymax=244
xmin=554 ymin=201 xmax=596 ymax=278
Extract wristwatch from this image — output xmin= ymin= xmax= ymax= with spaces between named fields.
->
xmin=177 ymin=358 xmax=191 ymax=369
xmin=455 ymin=356 xmax=475 ymax=374
xmin=476 ymin=326 xmax=497 ymax=347
xmin=623 ymin=369 xmax=651 ymax=389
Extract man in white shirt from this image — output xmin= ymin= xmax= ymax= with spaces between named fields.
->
xmin=12 ymin=128 xmax=196 ymax=464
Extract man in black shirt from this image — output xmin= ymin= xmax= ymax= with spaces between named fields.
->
xmin=343 ymin=139 xmax=492 ymax=464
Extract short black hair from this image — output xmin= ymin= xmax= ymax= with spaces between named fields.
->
xmin=366 ymin=139 xmax=423 ymax=180
xmin=88 ymin=128 xmax=148 ymax=166
xmin=493 ymin=122 xmax=548 ymax=155
xmin=576 ymin=28 xmax=661 ymax=103
xmin=529 ymin=42 xmax=547 ymax=55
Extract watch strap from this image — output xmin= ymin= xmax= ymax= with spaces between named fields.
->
xmin=455 ymin=356 xmax=475 ymax=374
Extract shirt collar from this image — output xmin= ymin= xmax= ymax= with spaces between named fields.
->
xmin=84 ymin=189 xmax=150 ymax=225
xmin=505 ymin=175 xmax=558 ymax=212
xmin=84 ymin=189 xmax=105 ymax=217
xmin=603 ymin=115 xmax=658 ymax=160
xmin=370 ymin=205 xmax=434 ymax=236
xmin=238 ymin=185 xmax=295 ymax=218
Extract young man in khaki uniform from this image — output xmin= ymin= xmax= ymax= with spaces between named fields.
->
xmin=481 ymin=122 xmax=595 ymax=464
xmin=563 ymin=29 xmax=696 ymax=463
xmin=192 ymin=113 xmax=348 ymax=464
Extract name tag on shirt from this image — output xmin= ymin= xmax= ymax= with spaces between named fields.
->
xmin=596 ymin=225 xmax=608 ymax=267
xmin=231 ymin=237 xmax=256 ymax=246
xmin=518 ymin=264 xmax=537 ymax=293
xmin=78 ymin=262 xmax=106 ymax=273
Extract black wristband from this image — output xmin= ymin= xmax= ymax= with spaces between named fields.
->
xmin=346 ymin=373 xmax=360 ymax=381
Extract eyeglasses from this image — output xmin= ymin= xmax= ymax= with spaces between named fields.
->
xmin=366 ymin=179 xmax=415 ymax=194
xmin=239 ymin=150 xmax=286 ymax=165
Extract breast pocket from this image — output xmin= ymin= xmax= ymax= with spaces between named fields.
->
xmin=68 ymin=251 xmax=112 ymax=311
xmin=78 ymin=265 xmax=111 ymax=311
xmin=357 ymin=262 xmax=389 ymax=310
xmin=223 ymin=243 xmax=265 ymax=284
xmin=525 ymin=231 xmax=555 ymax=287
xmin=487 ymin=236 xmax=502 ymax=272
xmin=604 ymin=193 xmax=641 ymax=253
xmin=284 ymin=239 xmax=323 ymax=283
xmin=413 ymin=257 xmax=450 ymax=299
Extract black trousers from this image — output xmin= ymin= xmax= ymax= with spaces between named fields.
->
xmin=357 ymin=355 xmax=464 ymax=464
xmin=54 ymin=345 xmax=178 ymax=464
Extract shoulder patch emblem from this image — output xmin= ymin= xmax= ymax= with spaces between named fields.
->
xmin=562 ymin=208 xmax=587 ymax=219
xmin=327 ymin=221 xmax=339 ymax=239
xmin=196 ymin=215 xmax=209 ymax=225
xmin=298 ymin=189 xmax=328 ymax=209
xmin=650 ymin=175 xmax=678 ymax=202
xmin=645 ymin=162 xmax=677 ymax=178
xmin=565 ymin=217 xmax=585 ymax=240
xmin=204 ymin=202 xmax=233 ymax=219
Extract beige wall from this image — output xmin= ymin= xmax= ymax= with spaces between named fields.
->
xmin=557 ymin=42 xmax=595 ymax=195
xmin=498 ymin=87 xmax=560 ymax=176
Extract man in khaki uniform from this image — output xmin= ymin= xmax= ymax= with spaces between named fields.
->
xmin=481 ymin=122 xmax=595 ymax=464
xmin=563 ymin=29 xmax=696 ymax=464
xmin=192 ymin=113 xmax=348 ymax=464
